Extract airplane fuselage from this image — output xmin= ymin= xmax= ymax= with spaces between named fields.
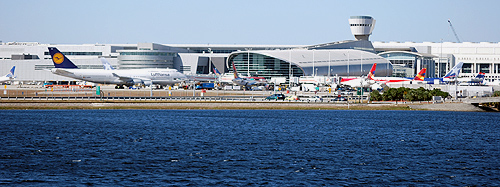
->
xmin=341 ymin=77 xmax=375 ymax=88
xmin=372 ymin=77 xmax=416 ymax=85
xmin=232 ymin=77 xmax=267 ymax=87
xmin=0 ymin=77 xmax=13 ymax=83
xmin=51 ymin=68 xmax=187 ymax=86
xmin=232 ymin=78 xmax=252 ymax=87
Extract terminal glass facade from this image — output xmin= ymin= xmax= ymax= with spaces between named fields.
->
xmin=379 ymin=52 xmax=416 ymax=68
xmin=379 ymin=52 xmax=435 ymax=78
xmin=229 ymin=53 xmax=303 ymax=79
xmin=120 ymin=52 xmax=176 ymax=56
xmin=477 ymin=64 xmax=490 ymax=73
xmin=44 ymin=51 xmax=102 ymax=56
xmin=118 ymin=50 xmax=176 ymax=69
xmin=463 ymin=63 xmax=472 ymax=73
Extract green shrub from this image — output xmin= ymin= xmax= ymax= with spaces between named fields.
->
xmin=374 ymin=87 xmax=450 ymax=101
xmin=370 ymin=90 xmax=382 ymax=101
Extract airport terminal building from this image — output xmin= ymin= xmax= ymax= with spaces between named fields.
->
xmin=372 ymin=41 xmax=500 ymax=83
xmin=1 ymin=16 xmax=500 ymax=85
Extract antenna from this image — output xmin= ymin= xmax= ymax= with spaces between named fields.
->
xmin=448 ymin=19 xmax=461 ymax=43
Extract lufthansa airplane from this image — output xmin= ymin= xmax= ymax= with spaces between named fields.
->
xmin=49 ymin=47 xmax=187 ymax=89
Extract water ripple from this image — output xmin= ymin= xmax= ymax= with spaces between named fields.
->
xmin=0 ymin=110 xmax=499 ymax=186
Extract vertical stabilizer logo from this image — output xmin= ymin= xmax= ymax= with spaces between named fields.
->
xmin=53 ymin=53 xmax=64 ymax=64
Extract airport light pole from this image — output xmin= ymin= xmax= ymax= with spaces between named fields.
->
xmin=328 ymin=51 xmax=331 ymax=78
xmin=312 ymin=49 xmax=315 ymax=76
xmin=289 ymin=49 xmax=292 ymax=87
xmin=245 ymin=48 xmax=252 ymax=77
xmin=192 ymin=80 xmax=195 ymax=97
xmin=360 ymin=51 xmax=363 ymax=76
xmin=208 ymin=48 xmax=212 ymax=75
xmin=440 ymin=39 xmax=443 ymax=77
xmin=330 ymin=68 xmax=334 ymax=85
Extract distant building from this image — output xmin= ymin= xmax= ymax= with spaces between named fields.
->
xmin=378 ymin=51 xmax=437 ymax=78
xmin=227 ymin=48 xmax=392 ymax=80
xmin=372 ymin=42 xmax=500 ymax=82
xmin=1 ymin=15 xmax=500 ymax=85
xmin=0 ymin=15 xmax=393 ymax=83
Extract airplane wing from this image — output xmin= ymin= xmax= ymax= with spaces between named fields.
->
xmin=247 ymin=81 xmax=268 ymax=86
xmin=51 ymin=68 xmax=75 ymax=76
xmin=112 ymin=73 xmax=152 ymax=86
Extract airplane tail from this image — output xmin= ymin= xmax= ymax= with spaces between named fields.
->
xmin=413 ymin=68 xmax=427 ymax=81
xmin=232 ymin=61 xmax=239 ymax=79
xmin=443 ymin=62 xmax=463 ymax=79
xmin=212 ymin=64 xmax=221 ymax=76
xmin=4 ymin=66 xmax=15 ymax=78
xmin=48 ymin=47 xmax=79 ymax=68
xmin=475 ymin=72 xmax=485 ymax=79
xmin=100 ymin=57 xmax=115 ymax=70
xmin=367 ymin=63 xmax=377 ymax=80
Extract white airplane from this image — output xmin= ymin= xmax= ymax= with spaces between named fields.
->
xmin=231 ymin=61 xmax=267 ymax=90
xmin=340 ymin=63 xmax=377 ymax=88
xmin=458 ymin=72 xmax=485 ymax=86
xmin=49 ymin=47 xmax=187 ymax=89
xmin=412 ymin=62 xmax=465 ymax=84
xmin=0 ymin=66 xmax=15 ymax=83
xmin=373 ymin=62 xmax=464 ymax=85
xmin=371 ymin=68 xmax=427 ymax=85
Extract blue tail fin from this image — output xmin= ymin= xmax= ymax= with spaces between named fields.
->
xmin=443 ymin=62 xmax=463 ymax=79
xmin=6 ymin=66 xmax=15 ymax=78
xmin=475 ymin=72 xmax=485 ymax=79
xmin=48 ymin=47 xmax=78 ymax=68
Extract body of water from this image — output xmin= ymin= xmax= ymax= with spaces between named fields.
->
xmin=0 ymin=110 xmax=499 ymax=186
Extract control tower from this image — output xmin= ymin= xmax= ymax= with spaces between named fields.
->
xmin=348 ymin=16 xmax=376 ymax=41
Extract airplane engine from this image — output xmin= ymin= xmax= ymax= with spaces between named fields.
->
xmin=142 ymin=80 xmax=152 ymax=86
xmin=124 ymin=78 xmax=153 ymax=87
xmin=124 ymin=78 xmax=144 ymax=87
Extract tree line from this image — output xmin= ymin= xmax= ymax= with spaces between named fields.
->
xmin=370 ymin=87 xmax=449 ymax=101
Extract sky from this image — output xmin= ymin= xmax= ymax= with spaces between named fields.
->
xmin=1 ymin=0 xmax=499 ymax=45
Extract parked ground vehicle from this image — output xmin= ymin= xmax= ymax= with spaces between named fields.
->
xmin=285 ymin=95 xmax=299 ymax=101
xmin=304 ymin=96 xmax=323 ymax=102
xmin=265 ymin=93 xmax=286 ymax=100
xmin=196 ymin=83 xmax=215 ymax=90
xmin=332 ymin=97 xmax=347 ymax=101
